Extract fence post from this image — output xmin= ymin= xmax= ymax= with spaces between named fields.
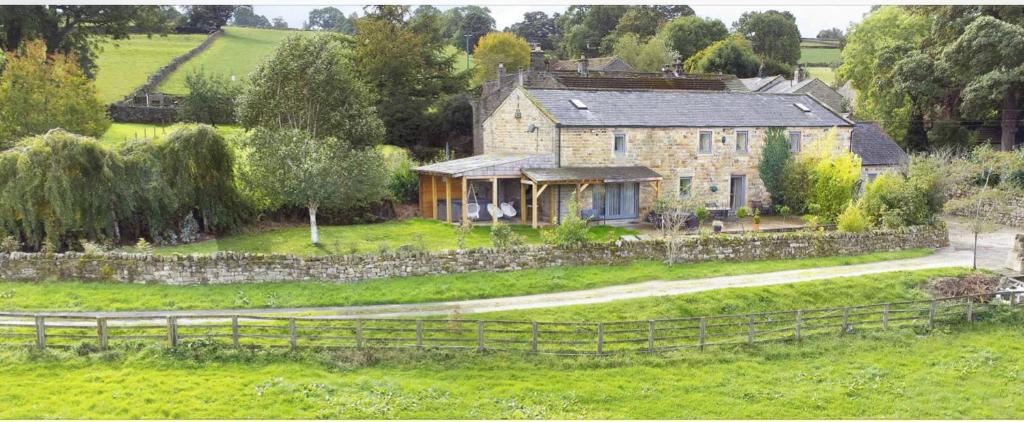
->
xmin=967 ymin=297 xmax=974 ymax=323
xmin=596 ymin=323 xmax=604 ymax=355
xmin=97 ymin=318 xmax=108 ymax=351
xmin=167 ymin=317 xmax=177 ymax=348
xmin=476 ymin=321 xmax=484 ymax=352
xmin=416 ymin=320 xmax=424 ymax=349
xmin=288 ymin=318 xmax=297 ymax=349
xmin=842 ymin=307 xmax=850 ymax=333
xmin=883 ymin=304 xmax=890 ymax=330
xmin=355 ymin=320 xmax=364 ymax=348
xmin=231 ymin=316 xmax=239 ymax=347
xmin=747 ymin=314 xmax=755 ymax=345
xmin=647 ymin=320 xmax=656 ymax=352
xmin=34 ymin=316 xmax=45 ymax=349
xmin=698 ymin=317 xmax=707 ymax=351
xmin=794 ymin=311 xmax=802 ymax=342
xmin=928 ymin=300 xmax=937 ymax=329
xmin=531 ymin=322 xmax=539 ymax=353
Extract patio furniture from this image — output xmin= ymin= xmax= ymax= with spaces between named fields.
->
xmin=487 ymin=203 xmax=504 ymax=219
xmin=500 ymin=202 xmax=517 ymax=218
xmin=466 ymin=202 xmax=481 ymax=220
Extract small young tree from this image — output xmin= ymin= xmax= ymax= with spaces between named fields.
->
xmin=653 ymin=196 xmax=700 ymax=265
xmin=944 ymin=146 xmax=1016 ymax=269
xmin=238 ymin=128 xmax=388 ymax=245
xmin=759 ymin=128 xmax=790 ymax=207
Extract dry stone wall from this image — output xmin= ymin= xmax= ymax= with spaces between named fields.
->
xmin=947 ymin=187 xmax=1024 ymax=228
xmin=0 ymin=225 xmax=948 ymax=285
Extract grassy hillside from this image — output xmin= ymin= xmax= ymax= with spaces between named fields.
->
xmin=806 ymin=66 xmax=836 ymax=85
xmin=445 ymin=44 xmax=474 ymax=74
xmin=800 ymin=47 xmax=842 ymax=65
xmin=93 ymin=34 xmax=208 ymax=103
xmin=157 ymin=27 xmax=310 ymax=94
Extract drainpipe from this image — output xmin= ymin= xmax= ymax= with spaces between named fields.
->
xmin=555 ymin=123 xmax=562 ymax=167
xmin=555 ymin=123 xmax=563 ymax=224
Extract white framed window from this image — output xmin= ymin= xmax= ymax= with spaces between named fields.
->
xmin=736 ymin=130 xmax=749 ymax=154
xmin=613 ymin=133 xmax=626 ymax=155
xmin=678 ymin=176 xmax=693 ymax=199
xmin=698 ymin=131 xmax=713 ymax=154
xmin=867 ymin=173 xmax=878 ymax=183
xmin=788 ymin=131 xmax=802 ymax=153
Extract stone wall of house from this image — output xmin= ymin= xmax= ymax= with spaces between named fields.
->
xmin=0 ymin=225 xmax=947 ymax=285
xmin=559 ymin=125 xmax=853 ymax=214
xmin=482 ymin=88 xmax=558 ymax=156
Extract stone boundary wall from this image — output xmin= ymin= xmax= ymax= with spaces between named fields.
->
xmin=0 ymin=225 xmax=949 ymax=285
xmin=947 ymin=187 xmax=1024 ymax=228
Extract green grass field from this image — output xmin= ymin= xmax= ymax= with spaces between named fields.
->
xmin=0 ymin=249 xmax=932 ymax=312
xmin=799 ymin=47 xmax=842 ymax=65
xmin=99 ymin=123 xmax=243 ymax=146
xmin=157 ymin=27 xmax=310 ymax=95
xmin=806 ymin=66 xmax=836 ymax=85
xmin=445 ymin=45 xmax=474 ymax=73
xmin=141 ymin=218 xmax=635 ymax=256
xmin=93 ymin=34 xmax=208 ymax=103
xmin=0 ymin=268 xmax=1017 ymax=419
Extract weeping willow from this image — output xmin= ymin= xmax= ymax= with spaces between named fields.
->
xmin=0 ymin=125 xmax=248 ymax=251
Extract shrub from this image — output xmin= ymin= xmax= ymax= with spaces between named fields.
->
xmin=836 ymin=202 xmax=867 ymax=232
xmin=380 ymin=146 xmax=419 ymax=203
xmin=858 ymin=169 xmax=939 ymax=229
xmin=80 ymin=241 xmax=106 ymax=256
xmin=759 ymin=128 xmax=791 ymax=206
xmin=177 ymin=68 xmax=240 ymax=125
xmin=806 ymin=131 xmax=861 ymax=223
xmin=0 ymin=235 xmax=19 ymax=253
xmin=543 ymin=198 xmax=590 ymax=249
xmin=780 ymin=158 xmax=814 ymax=214
xmin=135 ymin=238 xmax=153 ymax=253
xmin=454 ymin=219 xmax=472 ymax=250
xmin=489 ymin=222 xmax=524 ymax=249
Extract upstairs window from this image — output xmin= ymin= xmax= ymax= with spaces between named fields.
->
xmin=788 ymin=131 xmax=802 ymax=153
xmin=613 ymin=133 xmax=626 ymax=155
xmin=699 ymin=131 xmax=713 ymax=154
xmin=736 ymin=130 xmax=749 ymax=154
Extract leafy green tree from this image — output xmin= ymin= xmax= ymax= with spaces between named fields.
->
xmin=230 ymin=6 xmax=271 ymax=28
xmin=354 ymin=16 xmax=465 ymax=149
xmin=683 ymin=35 xmax=760 ymax=77
xmin=183 ymin=5 xmax=236 ymax=30
xmin=0 ymin=40 xmax=110 ymax=145
xmin=758 ymin=128 xmax=791 ymax=207
xmin=238 ymin=128 xmax=387 ymax=245
xmin=659 ymin=15 xmax=728 ymax=63
xmin=873 ymin=42 xmax=943 ymax=151
xmin=271 ymin=17 xmax=288 ymax=29
xmin=557 ymin=5 xmax=629 ymax=57
xmin=177 ymin=68 xmax=239 ymax=125
xmin=817 ymin=27 xmax=845 ymax=40
xmin=942 ymin=15 xmax=1024 ymax=151
xmin=507 ymin=11 xmax=561 ymax=51
xmin=237 ymin=33 xmax=383 ymax=147
xmin=471 ymin=32 xmax=531 ymax=85
xmin=306 ymin=6 xmax=353 ymax=33
xmin=444 ymin=6 xmax=494 ymax=53
xmin=612 ymin=33 xmax=673 ymax=72
xmin=408 ymin=6 xmax=448 ymax=46
xmin=732 ymin=10 xmax=802 ymax=66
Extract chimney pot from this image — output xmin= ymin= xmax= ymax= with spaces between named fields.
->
xmin=577 ymin=54 xmax=589 ymax=77
xmin=496 ymin=63 xmax=506 ymax=88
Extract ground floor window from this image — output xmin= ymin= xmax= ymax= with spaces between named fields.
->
xmin=678 ymin=176 xmax=692 ymax=199
xmin=592 ymin=182 xmax=639 ymax=220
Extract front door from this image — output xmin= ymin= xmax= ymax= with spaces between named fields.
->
xmin=730 ymin=175 xmax=746 ymax=213
xmin=596 ymin=182 xmax=639 ymax=220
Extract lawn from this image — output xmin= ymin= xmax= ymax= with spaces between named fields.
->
xmin=99 ymin=123 xmax=243 ymax=146
xmin=0 ymin=249 xmax=933 ymax=312
xmin=157 ymin=27 xmax=311 ymax=94
xmin=93 ymin=34 xmax=208 ymax=103
xmin=145 ymin=218 xmax=635 ymax=256
xmin=805 ymin=66 xmax=836 ymax=85
xmin=444 ymin=44 xmax=474 ymax=74
xmin=799 ymin=46 xmax=842 ymax=65
xmin=0 ymin=269 xmax=1018 ymax=418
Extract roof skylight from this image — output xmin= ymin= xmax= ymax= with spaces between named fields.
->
xmin=794 ymin=102 xmax=811 ymax=112
xmin=569 ymin=99 xmax=588 ymax=109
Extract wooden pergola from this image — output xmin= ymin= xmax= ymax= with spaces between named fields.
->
xmin=520 ymin=166 xmax=664 ymax=228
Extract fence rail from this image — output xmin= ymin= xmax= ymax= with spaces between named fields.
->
xmin=1 ymin=291 xmax=1022 ymax=355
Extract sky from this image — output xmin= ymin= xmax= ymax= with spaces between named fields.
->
xmin=252 ymin=4 xmax=872 ymax=38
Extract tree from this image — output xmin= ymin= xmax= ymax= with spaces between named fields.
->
xmin=943 ymin=146 xmax=1017 ymax=269
xmin=453 ymin=6 xmax=495 ymax=53
xmin=817 ymin=27 xmax=845 ymax=40
xmin=237 ymin=33 xmax=383 ymax=147
xmin=507 ymin=11 xmax=561 ymax=51
xmin=354 ymin=17 xmax=465 ymax=149
xmin=733 ymin=10 xmax=802 ymax=66
xmin=471 ymin=32 xmax=531 ymax=86
xmin=652 ymin=196 xmax=702 ymax=265
xmin=758 ymin=128 xmax=791 ymax=206
xmin=408 ymin=6 xmax=448 ymax=46
xmin=0 ymin=6 xmax=173 ymax=75
xmin=613 ymin=7 xmax=665 ymax=40
xmin=874 ymin=42 xmax=943 ymax=151
xmin=231 ymin=6 xmax=271 ymax=28
xmin=942 ymin=16 xmax=1024 ymax=151
xmin=239 ymin=128 xmax=387 ymax=245
xmin=271 ymin=17 xmax=288 ymax=29
xmin=612 ymin=32 xmax=673 ymax=72
xmin=0 ymin=39 xmax=110 ymax=145
xmin=802 ymin=128 xmax=863 ymax=223
xmin=683 ymin=35 xmax=760 ymax=77
xmin=659 ymin=15 xmax=728 ymax=63
xmin=306 ymin=7 xmax=353 ymax=33
xmin=177 ymin=68 xmax=239 ymax=125
xmin=183 ymin=5 xmax=236 ymax=30
xmin=557 ymin=5 xmax=628 ymax=57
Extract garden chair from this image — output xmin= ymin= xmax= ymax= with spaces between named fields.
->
xmin=487 ymin=203 xmax=504 ymax=219
xmin=500 ymin=202 xmax=517 ymax=218
xmin=466 ymin=202 xmax=481 ymax=220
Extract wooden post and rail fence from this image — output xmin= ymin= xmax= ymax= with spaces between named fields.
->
xmin=1 ymin=291 xmax=1021 ymax=355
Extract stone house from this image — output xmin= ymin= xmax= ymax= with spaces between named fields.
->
xmin=740 ymin=69 xmax=848 ymax=114
xmin=851 ymin=122 xmax=909 ymax=182
xmin=418 ymin=85 xmax=854 ymax=228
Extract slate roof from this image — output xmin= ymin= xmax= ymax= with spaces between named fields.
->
xmin=522 ymin=166 xmax=663 ymax=183
xmin=549 ymin=56 xmax=636 ymax=72
xmin=739 ymin=75 xmax=818 ymax=94
xmin=851 ymin=123 xmax=908 ymax=166
xmin=552 ymin=74 xmax=742 ymax=91
xmin=415 ymin=153 xmax=551 ymax=176
xmin=525 ymin=88 xmax=852 ymax=128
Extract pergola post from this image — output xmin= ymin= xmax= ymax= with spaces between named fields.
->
xmin=519 ymin=182 xmax=527 ymax=225
xmin=654 ymin=180 xmax=661 ymax=200
xmin=491 ymin=177 xmax=499 ymax=224
xmin=461 ymin=177 xmax=468 ymax=223
xmin=445 ymin=177 xmax=452 ymax=224
xmin=549 ymin=186 xmax=557 ymax=225
xmin=431 ymin=175 xmax=438 ymax=219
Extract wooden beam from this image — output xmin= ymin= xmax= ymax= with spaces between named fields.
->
xmin=575 ymin=183 xmax=581 ymax=203
xmin=491 ymin=177 xmax=499 ymax=224
xmin=535 ymin=183 xmax=549 ymax=196
xmin=654 ymin=180 xmax=661 ymax=200
xmin=431 ymin=175 xmax=437 ymax=219
xmin=445 ymin=177 xmax=452 ymax=224
xmin=461 ymin=177 xmax=468 ymax=223
xmin=520 ymin=182 xmax=527 ymax=224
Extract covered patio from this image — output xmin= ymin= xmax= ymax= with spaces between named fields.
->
xmin=521 ymin=166 xmax=663 ymax=228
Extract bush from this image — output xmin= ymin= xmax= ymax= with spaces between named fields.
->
xmin=380 ymin=146 xmax=419 ymax=203
xmin=0 ymin=235 xmax=19 ymax=253
xmin=543 ymin=198 xmax=590 ymax=249
xmin=759 ymin=128 xmax=790 ymax=206
xmin=177 ymin=68 xmax=240 ymax=125
xmin=857 ymin=167 xmax=940 ymax=229
xmin=489 ymin=222 xmax=524 ymax=249
xmin=836 ymin=202 xmax=867 ymax=232
xmin=780 ymin=158 xmax=814 ymax=214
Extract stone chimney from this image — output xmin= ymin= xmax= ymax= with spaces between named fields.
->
xmin=793 ymin=64 xmax=805 ymax=84
xmin=673 ymin=56 xmax=683 ymax=76
xmin=577 ymin=55 xmax=588 ymax=77
xmin=529 ymin=46 xmax=546 ymax=72
xmin=496 ymin=63 xmax=505 ymax=88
